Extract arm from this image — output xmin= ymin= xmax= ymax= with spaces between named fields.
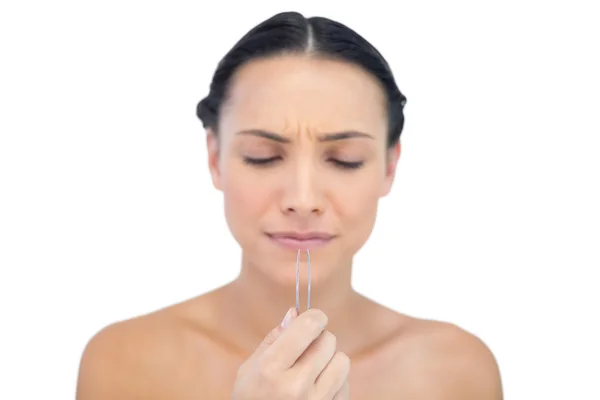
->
xmin=76 ymin=323 xmax=151 ymax=400
xmin=76 ymin=325 xmax=125 ymax=400
xmin=432 ymin=328 xmax=503 ymax=400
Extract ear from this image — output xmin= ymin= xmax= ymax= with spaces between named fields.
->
xmin=381 ymin=141 xmax=401 ymax=197
xmin=206 ymin=129 xmax=222 ymax=191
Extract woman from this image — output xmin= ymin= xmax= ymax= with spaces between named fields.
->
xmin=76 ymin=11 xmax=502 ymax=399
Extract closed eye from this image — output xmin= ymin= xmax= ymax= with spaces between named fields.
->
xmin=329 ymin=159 xmax=364 ymax=170
xmin=242 ymin=156 xmax=282 ymax=166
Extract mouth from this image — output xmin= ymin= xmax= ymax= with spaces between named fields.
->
xmin=266 ymin=231 xmax=335 ymax=250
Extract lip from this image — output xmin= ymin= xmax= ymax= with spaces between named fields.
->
xmin=266 ymin=231 xmax=335 ymax=250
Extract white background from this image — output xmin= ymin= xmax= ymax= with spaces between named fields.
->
xmin=1 ymin=1 xmax=599 ymax=398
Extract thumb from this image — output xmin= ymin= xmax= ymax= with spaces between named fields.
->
xmin=256 ymin=307 xmax=298 ymax=354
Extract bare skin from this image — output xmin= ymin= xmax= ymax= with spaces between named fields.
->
xmin=76 ymin=287 xmax=501 ymax=399
xmin=76 ymin=54 xmax=503 ymax=399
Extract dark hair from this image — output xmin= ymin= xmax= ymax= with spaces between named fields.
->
xmin=196 ymin=11 xmax=407 ymax=147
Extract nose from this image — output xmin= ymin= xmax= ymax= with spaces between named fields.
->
xmin=280 ymin=158 xmax=325 ymax=217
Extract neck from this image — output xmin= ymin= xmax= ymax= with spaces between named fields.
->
xmin=219 ymin=253 xmax=360 ymax=355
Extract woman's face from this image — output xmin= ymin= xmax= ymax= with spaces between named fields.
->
xmin=207 ymin=54 xmax=400 ymax=283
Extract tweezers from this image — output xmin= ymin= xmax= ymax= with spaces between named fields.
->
xmin=295 ymin=249 xmax=311 ymax=314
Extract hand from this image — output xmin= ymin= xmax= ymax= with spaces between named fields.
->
xmin=231 ymin=308 xmax=350 ymax=399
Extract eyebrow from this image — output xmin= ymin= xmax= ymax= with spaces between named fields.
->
xmin=236 ymin=129 xmax=374 ymax=143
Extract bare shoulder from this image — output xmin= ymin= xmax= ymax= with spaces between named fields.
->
xmin=75 ymin=308 xmax=179 ymax=399
xmin=75 ymin=294 xmax=219 ymax=400
xmin=395 ymin=317 xmax=503 ymax=399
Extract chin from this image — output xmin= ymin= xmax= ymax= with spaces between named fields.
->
xmin=257 ymin=254 xmax=331 ymax=287
xmin=243 ymin=236 xmax=352 ymax=286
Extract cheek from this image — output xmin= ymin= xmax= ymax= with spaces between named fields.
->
xmin=331 ymin=171 xmax=383 ymax=243
xmin=222 ymin=163 xmax=272 ymax=241
xmin=339 ymin=180 xmax=380 ymax=220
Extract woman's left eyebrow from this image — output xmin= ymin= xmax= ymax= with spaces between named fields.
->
xmin=319 ymin=131 xmax=374 ymax=141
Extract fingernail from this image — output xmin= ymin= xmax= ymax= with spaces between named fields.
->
xmin=280 ymin=307 xmax=297 ymax=329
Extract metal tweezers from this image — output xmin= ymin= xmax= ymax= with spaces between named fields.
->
xmin=295 ymin=249 xmax=311 ymax=314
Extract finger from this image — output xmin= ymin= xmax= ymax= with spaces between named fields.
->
xmin=247 ymin=307 xmax=298 ymax=364
xmin=290 ymin=330 xmax=336 ymax=383
xmin=314 ymin=352 xmax=350 ymax=399
xmin=332 ymin=380 xmax=350 ymax=400
xmin=262 ymin=309 xmax=328 ymax=369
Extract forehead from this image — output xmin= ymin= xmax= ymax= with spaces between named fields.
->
xmin=219 ymin=54 xmax=388 ymax=138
